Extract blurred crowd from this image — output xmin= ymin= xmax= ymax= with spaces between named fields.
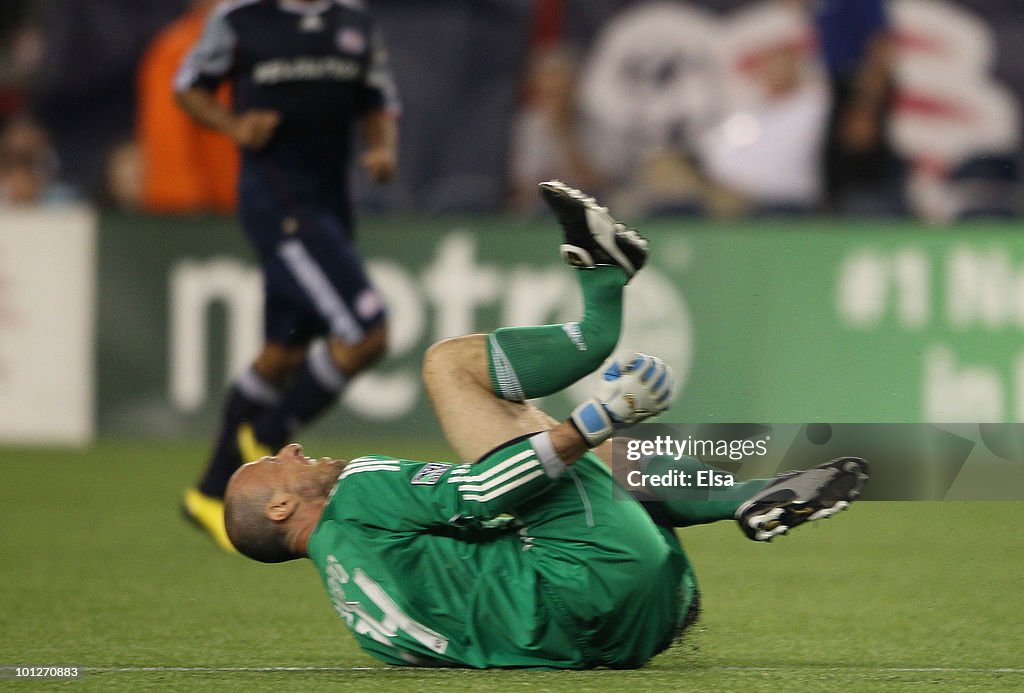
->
xmin=1 ymin=0 xmax=1021 ymax=220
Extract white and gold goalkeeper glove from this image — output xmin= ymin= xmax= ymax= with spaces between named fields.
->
xmin=570 ymin=351 xmax=675 ymax=448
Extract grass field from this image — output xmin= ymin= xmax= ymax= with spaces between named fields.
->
xmin=1 ymin=439 xmax=1022 ymax=691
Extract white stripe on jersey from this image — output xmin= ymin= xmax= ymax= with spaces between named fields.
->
xmin=447 ymin=449 xmax=534 ymax=484
xmin=347 ymin=455 xmax=393 ymax=465
xmin=338 ymin=463 xmax=400 ymax=480
xmin=278 ymin=238 xmax=364 ymax=344
xmin=236 ymin=368 xmax=282 ymax=406
xmin=456 ymin=459 xmax=541 ymax=493
xmin=174 ymin=0 xmax=254 ymax=92
xmin=307 ymin=340 xmax=347 ymax=392
xmin=342 ymin=460 xmax=400 ymax=470
xmin=224 ymin=0 xmax=262 ymax=11
xmin=327 ymin=460 xmax=394 ymax=501
xmin=462 ymin=470 xmax=547 ymax=503
xmin=279 ymin=0 xmax=330 ymax=14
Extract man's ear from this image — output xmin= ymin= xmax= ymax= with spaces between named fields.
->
xmin=266 ymin=493 xmax=298 ymax=522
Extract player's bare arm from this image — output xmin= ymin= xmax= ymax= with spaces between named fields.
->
xmin=175 ymin=87 xmax=280 ymax=151
xmin=359 ymin=108 xmax=398 ymax=183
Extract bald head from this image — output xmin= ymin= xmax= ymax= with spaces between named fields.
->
xmin=224 ymin=444 xmax=346 ymax=563
xmin=224 ymin=472 xmax=292 ymax=563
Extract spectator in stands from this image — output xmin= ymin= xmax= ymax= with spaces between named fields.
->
xmin=698 ymin=39 xmax=829 ymax=216
xmin=0 ymin=115 xmax=78 ymax=207
xmin=803 ymin=0 xmax=903 ymax=215
xmin=30 ymin=0 xmax=190 ymax=197
xmin=136 ymin=0 xmax=237 ymax=214
xmin=0 ymin=0 xmax=42 ymax=126
xmin=508 ymin=44 xmax=606 ymax=214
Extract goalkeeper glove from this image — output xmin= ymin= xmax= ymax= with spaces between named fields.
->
xmin=570 ymin=351 xmax=674 ymax=447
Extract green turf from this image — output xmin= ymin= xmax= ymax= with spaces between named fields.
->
xmin=1 ymin=439 xmax=1021 ymax=691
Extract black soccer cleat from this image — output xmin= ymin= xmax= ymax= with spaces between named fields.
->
xmin=735 ymin=457 xmax=869 ymax=542
xmin=538 ymin=180 xmax=648 ymax=279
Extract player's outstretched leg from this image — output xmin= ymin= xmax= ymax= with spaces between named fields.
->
xmin=619 ymin=455 xmax=869 ymax=538
xmin=735 ymin=457 xmax=869 ymax=541
xmin=488 ymin=181 xmax=648 ymax=402
xmin=620 ymin=454 xmax=777 ymax=529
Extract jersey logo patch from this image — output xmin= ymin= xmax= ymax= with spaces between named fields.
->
xmin=300 ymin=14 xmax=324 ymax=32
xmin=411 ymin=462 xmax=452 ymax=486
xmin=337 ymin=28 xmax=366 ymax=55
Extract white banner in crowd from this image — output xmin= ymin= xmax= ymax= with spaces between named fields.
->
xmin=579 ymin=0 xmax=1020 ymax=220
xmin=0 ymin=208 xmax=96 ymax=445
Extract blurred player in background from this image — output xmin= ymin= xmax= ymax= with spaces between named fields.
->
xmin=175 ymin=0 xmax=401 ymax=551
xmin=223 ymin=182 xmax=868 ymax=668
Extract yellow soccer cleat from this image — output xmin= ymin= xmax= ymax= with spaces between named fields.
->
xmin=182 ymin=487 xmax=237 ymax=553
xmin=237 ymin=422 xmax=273 ymax=464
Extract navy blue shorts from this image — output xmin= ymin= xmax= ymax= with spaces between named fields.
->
xmin=242 ymin=206 xmax=386 ymax=346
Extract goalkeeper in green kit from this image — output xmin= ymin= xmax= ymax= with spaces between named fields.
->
xmin=223 ymin=181 xmax=869 ymax=669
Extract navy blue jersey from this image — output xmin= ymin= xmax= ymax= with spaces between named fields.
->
xmin=176 ymin=0 xmax=400 ymax=218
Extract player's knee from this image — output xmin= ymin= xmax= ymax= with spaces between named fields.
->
xmin=254 ymin=344 xmax=306 ymax=385
xmin=422 ymin=335 xmax=488 ymax=389
xmin=423 ymin=335 xmax=470 ymax=374
xmin=422 ymin=337 xmax=457 ymax=388
xmin=361 ymin=321 xmax=388 ymax=359
xmin=422 ymin=337 xmax=450 ymax=373
xmin=327 ymin=323 xmax=388 ymax=375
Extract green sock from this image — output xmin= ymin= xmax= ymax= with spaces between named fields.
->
xmin=488 ymin=266 xmax=626 ymax=400
xmin=640 ymin=456 xmax=773 ymax=527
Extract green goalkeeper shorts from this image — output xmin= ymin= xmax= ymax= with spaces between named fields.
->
xmin=516 ymin=450 xmax=699 ymax=668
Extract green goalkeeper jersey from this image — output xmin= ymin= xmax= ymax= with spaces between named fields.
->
xmin=307 ymin=436 xmax=698 ymax=669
